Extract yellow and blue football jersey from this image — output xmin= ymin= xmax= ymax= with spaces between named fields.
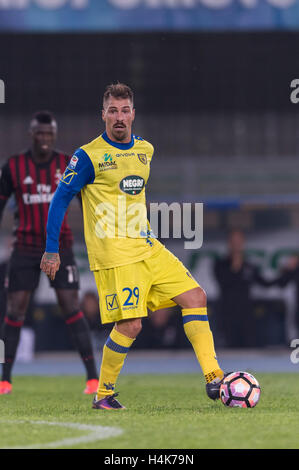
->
xmin=46 ymin=132 xmax=162 ymax=270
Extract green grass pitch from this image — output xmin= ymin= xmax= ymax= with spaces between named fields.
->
xmin=0 ymin=373 xmax=298 ymax=449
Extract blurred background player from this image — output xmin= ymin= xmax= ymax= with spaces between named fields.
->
xmin=268 ymin=253 xmax=299 ymax=336
xmin=213 ymin=229 xmax=275 ymax=347
xmin=41 ymin=83 xmax=226 ymax=409
xmin=0 ymin=111 xmax=98 ymax=395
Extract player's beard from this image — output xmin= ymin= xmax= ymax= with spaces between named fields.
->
xmin=112 ymin=125 xmax=129 ymax=143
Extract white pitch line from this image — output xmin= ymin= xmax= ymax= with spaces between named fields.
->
xmin=0 ymin=420 xmax=123 ymax=449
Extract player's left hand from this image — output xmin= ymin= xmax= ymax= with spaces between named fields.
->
xmin=40 ymin=252 xmax=61 ymax=280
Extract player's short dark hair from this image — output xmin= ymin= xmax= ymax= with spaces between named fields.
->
xmin=30 ymin=110 xmax=57 ymax=132
xmin=103 ymin=83 xmax=134 ymax=107
xmin=32 ymin=110 xmax=55 ymax=125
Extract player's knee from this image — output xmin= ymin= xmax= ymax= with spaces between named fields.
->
xmin=196 ymin=287 xmax=207 ymax=307
xmin=130 ymin=320 xmax=142 ymax=337
xmin=7 ymin=294 xmax=29 ymax=321
xmin=56 ymin=290 xmax=80 ymax=316
xmin=116 ymin=318 xmax=142 ymax=338
xmin=60 ymin=302 xmax=80 ymax=317
xmin=126 ymin=319 xmax=142 ymax=338
xmin=183 ymin=286 xmax=207 ymax=309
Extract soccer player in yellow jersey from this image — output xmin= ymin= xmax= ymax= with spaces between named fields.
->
xmin=41 ymin=83 xmax=225 ymax=409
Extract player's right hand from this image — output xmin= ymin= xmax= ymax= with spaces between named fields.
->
xmin=40 ymin=252 xmax=61 ymax=281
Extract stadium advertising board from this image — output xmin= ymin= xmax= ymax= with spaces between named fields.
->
xmin=1 ymin=0 xmax=299 ymax=31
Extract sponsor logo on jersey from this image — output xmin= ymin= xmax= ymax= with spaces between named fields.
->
xmin=138 ymin=153 xmax=147 ymax=165
xmin=69 ymin=155 xmax=78 ymax=169
xmin=99 ymin=153 xmax=117 ymax=171
xmin=23 ymin=175 xmax=34 ymax=185
xmin=119 ymin=175 xmax=145 ymax=195
xmin=22 ymin=184 xmax=53 ymax=204
xmin=115 ymin=152 xmax=135 ymax=158
xmin=103 ymin=153 xmax=113 ymax=162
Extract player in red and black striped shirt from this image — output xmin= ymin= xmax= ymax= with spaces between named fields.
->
xmin=0 ymin=111 xmax=98 ymax=395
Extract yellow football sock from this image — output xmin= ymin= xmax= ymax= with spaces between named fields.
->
xmin=96 ymin=327 xmax=134 ymax=401
xmin=182 ymin=308 xmax=223 ymax=383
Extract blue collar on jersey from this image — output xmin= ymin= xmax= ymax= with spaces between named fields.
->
xmin=101 ymin=131 xmax=135 ymax=150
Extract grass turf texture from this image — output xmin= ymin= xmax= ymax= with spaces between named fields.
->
xmin=0 ymin=373 xmax=298 ymax=449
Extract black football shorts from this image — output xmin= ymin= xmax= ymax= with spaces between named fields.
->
xmin=6 ymin=249 xmax=80 ymax=292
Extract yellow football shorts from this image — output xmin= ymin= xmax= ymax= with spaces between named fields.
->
xmin=93 ymin=244 xmax=200 ymax=324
